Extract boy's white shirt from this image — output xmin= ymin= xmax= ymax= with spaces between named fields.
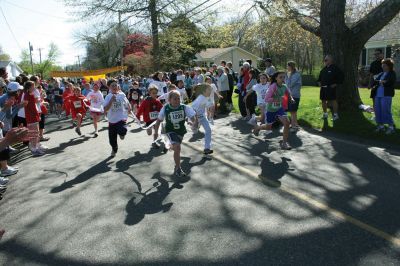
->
xmin=192 ymin=94 xmax=211 ymax=115
xmin=104 ymin=92 xmax=130 ymax=123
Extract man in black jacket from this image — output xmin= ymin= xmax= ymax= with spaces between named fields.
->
xmin=318 ymin=55 xmax=344 ymax=121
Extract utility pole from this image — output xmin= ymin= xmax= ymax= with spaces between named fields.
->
xmin=76 ymin=55 xmax=81 ymax=70
xmin=38 ymin=48 xmax=44 ymax=64
xmin=29 ymin=42 xmax=34 ymax=74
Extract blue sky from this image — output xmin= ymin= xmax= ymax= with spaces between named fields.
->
xmin=0 ymin=0 xmax=251 ymax=66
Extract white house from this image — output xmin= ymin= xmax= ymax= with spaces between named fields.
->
xmin=360 ymin=19 xmax=400 ymax=82
xmin=194 ymin=46 xmax=262 ymax=72
xmin=0 ymin=61 xmax=23 ymax=80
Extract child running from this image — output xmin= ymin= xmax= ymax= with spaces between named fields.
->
xmin=204 ymin=76 xmax=222 ymax=125
xmin=68 ymin=87 xmax=90 ymax=136
xmin=247 ymin=73 xmax=269 ymax=126
xmin=154 ymin=91 xmax=196 ymax=177
xmin=127 ymin=81 xmax=142 ymax=114
xmin=191 ymin=83 xmax=214 ymax=155
xmin=136 ymin=86 xmax=163 ymax=149
xmin=86 ymin=82 xmax=104 ymax=137
xmin=252 ymin=72 xmax=294 ymax=150
xmin=103 ymin=80 xmax=131 ymax=157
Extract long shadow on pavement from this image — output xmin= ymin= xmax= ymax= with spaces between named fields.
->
xmin=50 ymin=157 xmax=113 ymax=193
xmin=125 ymin=173 xmax=183 ymax=226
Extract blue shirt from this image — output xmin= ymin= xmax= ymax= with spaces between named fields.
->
xmin=376 ymin=72 xmax=388 ymax=98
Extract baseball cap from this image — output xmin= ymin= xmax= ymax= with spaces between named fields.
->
xmin=7 ymin=82 xmax=23 ymax=92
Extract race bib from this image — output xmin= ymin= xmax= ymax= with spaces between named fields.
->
xmin=132 ymin=94 xmax=138 ymax=100
xmin=73 ymin=101 xmax=82 ymax=109
xmin=149 ymin=111 xmax=159 ymax=120
xmin=272 ymin=102 xmax=281 ymax=107
xmin=54 ymin=91 xmax=59 ymax=95
xmin=102 ymin=91 xmax=107 ymax=96
xmin=111 ymin=101 xmax=122 ymax=112
xmin=169 ymin=110 xmax=184 ymax=124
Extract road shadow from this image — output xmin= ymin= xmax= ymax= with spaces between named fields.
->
xmin=45 ymin=136 xmax=91 ymax=155
xmin=50 ymin=157 xmax=113 ymax=193
xmin=258 ymin=156 xmax=292 ymax=188
xmin=124 ymin=173 xmax=183 ymax=226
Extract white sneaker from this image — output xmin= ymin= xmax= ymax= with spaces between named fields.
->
xmin=0 ymin=177 xmax=9 ymax=185
xmin=386 ymin=127 xmax=395 ymax=135
xmin=31 ymin=149 xmax=45 ymax=157
xmin=38 ymin=144 xmax=49 ymax=150
xmin=1 ymin=167 xmax=18 ymax=177
xmin=247 ymin=115 xmax=257 ymax=126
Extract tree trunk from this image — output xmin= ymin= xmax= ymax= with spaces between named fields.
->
xmin=149 ymin=0 xmax=160 ymax=71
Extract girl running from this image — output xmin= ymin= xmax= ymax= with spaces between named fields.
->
xmin=252 ymin=72 xmax=294 ymax=150
xmin=68 ymin=87 xmax=90 ymax=136
xmin=154 ymin=91 xmax=196 ymax=177
xmin=86 ymin=82 xmax=104 ymax=137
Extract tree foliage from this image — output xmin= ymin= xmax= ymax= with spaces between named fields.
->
xmin=159 ymin=15 xmax=207 ymax=70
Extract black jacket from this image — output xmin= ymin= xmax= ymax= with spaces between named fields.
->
xmin=371 ymin=71 xmax=397 ymax=98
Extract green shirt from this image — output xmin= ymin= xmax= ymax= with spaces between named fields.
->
xmin=266 ymin=83 xmax=287 ymax=112
xmin=165 ymin=104 xmax=187 ymax=135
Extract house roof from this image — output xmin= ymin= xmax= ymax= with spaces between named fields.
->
xmin=0 ymin=61 xmax=11 ymax=68
xmin=367 ymin=18 xmax=400 ymax=43
xmin=195 ymin=46 xmax=262 ymax=61
xmin=0 ymin=61 xmax=23 ymax=73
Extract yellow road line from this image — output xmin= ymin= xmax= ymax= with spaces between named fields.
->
xmin=183 ymin=142 xmax=400 ymax=248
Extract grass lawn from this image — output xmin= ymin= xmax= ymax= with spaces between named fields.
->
xmin=232 ymin=86 xmax=400 ymax=145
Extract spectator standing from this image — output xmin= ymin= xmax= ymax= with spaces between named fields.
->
xmin=371 ymin=58 xmax=397 ymax=134
xmin=285 ymin=61 xmax=302 ymax=132
xmin=264 ymin=58 xmax=276 ymax=77
xmin=216 ymin=66 xmax=230 ymax=114
xmin=318 ymin=55 xmax=344 ymax=121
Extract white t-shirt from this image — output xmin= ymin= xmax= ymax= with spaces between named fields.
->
xmin=104 ymin=92 xmax=130 ymax=123
xmin=86 ymin=91 xmax=105 ymax=112
xmin=158 ymin=104 xmax=196 ymax=121
xmin=176 ymin=88 xmax=187 ymax=102
xmin=252 ymin=83 xmax=269 ymax=106
xmin=34 ymin=88 xmax=41 ymax=114
xmin=176 ymin=75 xmax=185 ymax=82
xmin=18 ymin=92 xmax=25 ymax=118
xmin=191 ymin=94 xmax=210 ymax=115
xmin=208 ymin=84 xmax=218 ymax=104
xmin=150 ymin=80 xmax=166 ymax=96
xmin=158 ymin=92 xmax=170 ymax=104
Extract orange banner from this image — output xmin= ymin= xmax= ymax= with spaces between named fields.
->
xmin=50 ymin=66 xmax=127 ymax=77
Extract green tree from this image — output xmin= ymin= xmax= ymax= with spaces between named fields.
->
xmin=257 ymin=0 xmax=400 ymax=108
xmin=0 ymin=45 xmax=11 ymax=61
xmin=159 ymin=15 xmax=207 ymax=70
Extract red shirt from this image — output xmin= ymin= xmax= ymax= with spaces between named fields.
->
xmin=136 ymin=97 xmax=163 ymax=123
xmin=68 ymin=95 xmax=89 ymax=114
xmin=242 ymin=69 xmax=250 ymax=93
xmin=24 ymin=93 xmax=40 ymax=124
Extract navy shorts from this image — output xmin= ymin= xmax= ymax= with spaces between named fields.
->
xmin=166 ymin=132 xmax=183 ymax=144
xmin=287 ymin=98 xmax=300 ymax=112
xmin=265 ymin=108 xmax=287 ymax=125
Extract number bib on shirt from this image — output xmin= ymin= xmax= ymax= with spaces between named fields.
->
xmin=111 ymin=101 xmax=122 ymax=112
xmin=132 ymin=94 xmax=138 ymax=100
xmin=149 ymin=111 xmax=159 ymax=120
xmin=73 ymin=101 xmax=82 ymax=109
xmin=102 ymin=91 xmax=107 ymax=96
xmin=165 ymin=104 xmax=187 ymax=135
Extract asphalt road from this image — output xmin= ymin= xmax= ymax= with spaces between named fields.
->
xmin=0 ymin=113 xmax=400 ymax=265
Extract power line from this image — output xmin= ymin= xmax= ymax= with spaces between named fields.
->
xmin=0 ymin=5 xmax=22 ymax=50
xmin=2 ymin=0 xmax=69 ymax=20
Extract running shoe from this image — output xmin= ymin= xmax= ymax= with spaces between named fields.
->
xmin=119 ymin=134 xmax=125 ymax=140
xmin=0 ymin=177 xmax=9 ymax=186
xmin=94 ymin=132 xmax=99 ymax=138
xmin=1 ymin=166 xmax=18 ymax=177
xmin=40 ymin=136 xmax=50 ymax=141
xmin=247 ymin=115 xmax=257 ymax=126
xmin=280 ymin=141 xmax=292 ymax=150
xmin=203 ymin=149 xmax=214 ymax=155
xmin=174 ymin=167 xmax=186 ymax=177
xmin=75 ymin=127 xmax=82 ymax=136
xmin=385 ymin=127 xmax=395 ymax=135
xmin=31 ymin=149 xmax=45 ymax=157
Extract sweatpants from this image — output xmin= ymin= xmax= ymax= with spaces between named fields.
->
xmin=108 ymin=120 xmax=127 ymax=152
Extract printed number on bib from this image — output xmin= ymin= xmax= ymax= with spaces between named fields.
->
xmin=102 ymin=91 xmax=107 ymax=96
xmin=173 ymin=123 xmax=180 ymax=129
xmin=132 ymin=94 xmax=139 ymax=100
xmin=112 ymin=101 xmax=122 ymax=112
xmin=272 ymin=102 xmax=280 ymax=107
xmin=169 ymin=110 xmax=184 ymax=124
xmin=149 ymin=111 xmax=159 ymax=120
xmin=73 ymin=101 xmax=82 ymax=109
